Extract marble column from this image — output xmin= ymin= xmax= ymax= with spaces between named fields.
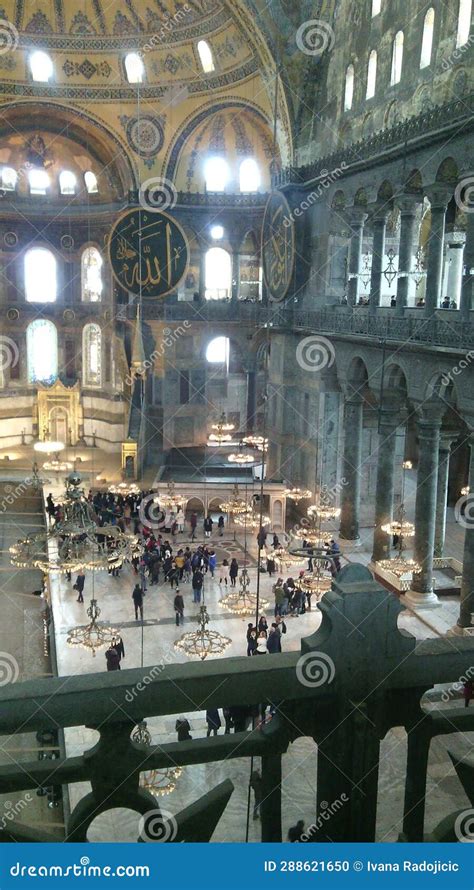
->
xmin=371 ymin=408 xmax=401 ymax=561
xmin=444 ymin=234 xmax=465 ymax=306
xmin=458 ymin=434 xmax=474 ymax=629
xmin=460 ymin=210 xmax=474 ymax=321
xmin=406 ymin=403 xmax=444 ymax=608
xmin=434 ymin=432 xmax=457 ymax=557
xmin=346 ymin=209 xmax=367 ymax=308
xmin=424 ymin=186 xmax=450 ymax=317
xmin=231 ymin=251 xmax=240 ymax=301
xmin=395 ymin=195 xmax=419 ymax=316
xmin=340 ymin=395 xmax=363 ymax=540
xmin=245 ymin=366 xmax=257 ymax=429
xmin=369 ymin=209 xmax=388 ymax=315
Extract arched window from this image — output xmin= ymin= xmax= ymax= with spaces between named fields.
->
xmin=28 ymin=169 xmax=49 ymax=195
xmin=239 ymin=158 xmax=261 ymax=192
xmin=84 ymin=171 xmax=98 ymax=194
xmin=81 ymin=247 xmax=103 ymax=302
xmin=456 ymin=0 xmax=472 ymax=47
xmin=366 ymin=50 xmax=377 ymax=99
xmin=1 ymin=167 xmax=17 ymax=190
xmin=420 ymin=9 xmax=435 ymax=68
xmin=83 ymin=324 xmax=102 ymax=387
xmin=372 ymin=0 xmax=381 ymax=16
xmin=27 ymin=320 xmax=58 ymax=384
xmin=124 ymin=52 xmax=144 ymax=83
xmin=344 ymin=64 xmax=354 ymax=110
xmin=29 ymin=50 xmax=53 ymax=82
xmin=391 ymin=31 xmax=404 ymax=85
xmin=205 ymin=247 xmax=232 ymax=300
xmin=24 ymin=248 xmax=57 ymax=302
xmin=59 ymin=170 xmax=76 ymax=195
xmin=197 ymin=40 xmax=215 ymax=73
xmin=206 ymin=336 xmax=230 ymax=365
xmin=204 ymin=156 xmax=229 ymax=192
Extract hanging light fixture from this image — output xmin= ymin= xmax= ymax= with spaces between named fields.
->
xmin=461 ymin=485 xmax=470 ymax=497
xmin=66 ymin=599 xmax=121 ymax=656
xmin=174 ymin=604 xmax=231 ymax=660
xmin=294 ymin=563 xmax=332 ymax=599
xmin=273 ymin=546 xmax=305 ymax=570
xmin=108 ymin=482 xmax=141 ymax=497
xmin=307 ymin=503 xmax=341 ymax=522
xmin=283 ymin=486 xmax=312 ymax=502
xmin=207 ymin=412 xmax=235 ymax=446
xmin=158 ymin=481 xmax=186 ymax=510
xmin=234 ymin=506 xmax=270 ymax=528
xmin=376 ymin=459 xmax=419 ymax=578
xmin=43 ymin=453 xmax=73 ymax=473
xmin=242 ymin=434 xmax=268 ymax=452
xmin=219 ymin=484 xmax=251 ymax=515
xmin=228 ymin=449 xmax=256 ymax=465
xmin=219 ymin=566 xmax=269 ymax=615
xmin=34 ymin=439 xmax=65 ymax=454
xmin=131 ymin=721 xmax=183 ymax=796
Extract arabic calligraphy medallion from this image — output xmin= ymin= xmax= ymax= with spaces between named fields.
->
xmin=108 ymin=209 xmax=189 ymax=298
xmin=261 ymin=191 xmax=295 ymax=302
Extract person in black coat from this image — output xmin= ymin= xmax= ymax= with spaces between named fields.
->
xmin=247 ymin=629 xmax=257 ymax=656
xmin=174 ymin=589 xmax=184 ymax=626
xmin=105 ymin=645 xmax=120 ymax=671
xmin=206 ymin=708 xmax=221 ymax=737
xmin=257 ymin=615 xmax=268 ymax=636
xmin=110 ymin=636 xmax=125 ymax=661
xmin=250 ymin=769 xmax=263 ymax=820
xmin=175 ymin=717 xmax=192 ymax=741
xmin=132 ymin=583 xmax=143 ymax=620
xmin=74 ymin=573 xmax=85 ymax=603
xmin=229 ymin=558 xmax=239 ymax=587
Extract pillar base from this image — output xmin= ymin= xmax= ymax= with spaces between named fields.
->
xmin=403 ymin=589 xmax=441 ymax=609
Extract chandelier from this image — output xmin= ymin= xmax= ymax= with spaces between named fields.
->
xmin=219 ymin=484 xmax=250 ymax=515
xmin=376 ymin=459 xmax=418 ymax=577
xmin=219 ymin=567 xmax=269 ymax=615
xmin=295 ymin=563 xmax=332 ymax=599
xmin=174 ymin=604 xmax=231 ymax=660
xmin=228 ymin=450 xmax=256 ymax=465
xmin=207 ymin=412 xmax=235 ymax=446
xmin=34 ymin=439 xmax=65 ymax=454
xmin=158 ymin=481 xmax=186 ymax=510
xmin=283 ymin=486 xmax=312 ymax=502
xmin=10 ymin=473 xmax=134 ymax=574
xmin=381 ymin=516 xmax=415 ymax=538
xmin=234 ymin=506 xmax=270 ymax=528
xmin=461 ymin=485 xmax=470 ymax=496
xmin=108 ymin=482 xmax=141 ymax=497
xmin=242 ymin=435 xmax=268 ymax=452
xmin=66 ymin=599 xmax=121 ymax=656
xmin=377 ymin=557 xmax=421 ymax=578
xmin=307 ymin=504 xmax=341 ymax=522
xmin=43 ymin=454 xmax=73 ymax=473
xmin=132 ymin=722 xmax=183 ymax=796
xmin=273 ymin=546 xmax=304 ymax=569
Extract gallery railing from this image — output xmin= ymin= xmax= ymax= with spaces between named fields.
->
xmin=0 ymin=565 xmax=472 ymax=844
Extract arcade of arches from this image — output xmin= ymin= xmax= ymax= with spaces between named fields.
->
xmin=0 ymin=0 xmax=473 ymax=847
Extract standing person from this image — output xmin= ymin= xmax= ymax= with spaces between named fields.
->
xmin=205 ymin=708 xmax=221 ymax=737
xmin=267 ymin=619 xmax=287 ymax=653
xmin=74 ymin=572 xmax=85 ymax=603
xmin=463 ymin=679 xmax=473 ymax=708
xmin=175 ymin=716 xmax=192 ymax=741
xmin=203 ymin=515 xmax=213 ymax=538
xmin=258 ymin=614 xmax=268 ymax=636
xmin=273 ymin=578 xmax=285 ymax=617
xmin=253 ymin=637 xmax=268 ymax=655
xmin=288 ymin=820 xmax=305 ymax=842
xmin=266 ymin=552 xmax=276 ymax=578
xmin=176 ymin=508 xmax=185 ymax=534
xmin=229 ymin=558 xmax=239 ymax=587
xmin=174 ymin=589 xmax=184 ymax=626
xmin=250 ymin=770 xmax=263 ymax=821
xmin=217 ymin=514 xmax=225 ymax=537
xmin=208 ymin=550 xmax=217 ymax=578
xmin=190 ymin=512 xmax=197 ymax=541
xmin=247 ymin=629 xmax=257 ymax=656
xmin=46 ymin=493 xmax=56 ymax=526
xmin=132 ymin=583 xmax=144 ymax=621
xmin=327 ymin=538 xmax=341 ymax=573
xmin=192 ymin=567 xmax=204 ymax=603
xmin=223 ymin=707 xmax=233 ymax=734
xmin=257 ymin=527 xmax=267 ymax=549
xmin=220 ymin=558 xmax=229 ymax=586
xmin=105 ymin=644 xmax=121 ymax=671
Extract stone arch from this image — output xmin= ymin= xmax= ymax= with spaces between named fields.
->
xmin=435 ymin=158 xmax=459 ymax=184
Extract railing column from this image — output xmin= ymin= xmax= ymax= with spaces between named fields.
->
xmin=424 ymin=185 xmax=451 ymax=317
xmin=260 ymin=752 xmax=282 ymax=841
xmin=368 ymin=207 xmax=389 ymax=316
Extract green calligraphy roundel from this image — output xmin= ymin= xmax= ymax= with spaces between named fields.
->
xmin=261 ymin=191 xmax=295 ymax=302
xmin=108 ymin=208 xmax=189 ymax=298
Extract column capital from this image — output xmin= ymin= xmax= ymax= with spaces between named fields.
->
xmin=394 ymin=192 xmax=421 ymax=215
xmin=439 ymin=429 xmax=459 ymax=452
xmin=367 ymin=203 xmax=391 ymax=225
xmin=424 ymin=184 xmax=452 ymax=210
xmin=415 ymin=400 xmax=445 ymax=429
xmin=345 ymin=207 xmax=368 ymax=229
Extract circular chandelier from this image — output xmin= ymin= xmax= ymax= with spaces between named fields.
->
xmin=228 ymin=450 xmax=256 ymax=465
xmin=10 ymin=473 xmax=135 ymax=574
xmin=283 ymin=486 xmax=312 ymax=502
xmin=207 ymin=412 xmax=235 ymax=446
xmin=174 ymin=604 xmax=231 ymax=660
xmin=377 ymin=557 xmax=421 ymax=578
xmin=108 ymin=482 xmax=141 ymax=497
xmin=242 ymin=435 xmax=268 ymax=453
xmin=461 ymin=485 xmax=470 ymax=496
xmin=295 ymin=565 xmax=332 ymax=598
xmin=132 ymin=722 xmax=183 ymax=796
xmin=219 ymin=484 xmax=250 ymax=515
xmin=34 ymin=440 xmax=65 ymax=454
xmin=273 ymin=546 xmax=304 ymax=569
xmin=381 ymin=518 xmax=415 ymax=537
xmin=234 ymin=507 xmax=270 ymax=528
xmin=42 ymin=454 xmax=73 ymax=473
xmin=307 ymin=504 xmax=341 ymax=522
xmin=66 ymin=599 xmax=121 ymax=656
xmin=219 ymin=567 xmax=269 ymax=615
xmin=158 ymin=481 xmax=186 ymax=510
xmin=402 ymin=460 xmax=413 ymax=470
